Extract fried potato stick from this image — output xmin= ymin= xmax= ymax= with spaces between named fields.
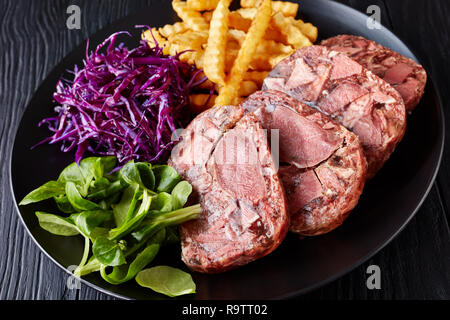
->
xmin=272 ymin=11 xmax=312 ymax=49
xmin=203 ymin=0 xmax=232 ymax=86
xmin=187 ymin=0 xmax=220 ymax=11
xmin=172 ymin=0 xmax=209 ymax=31
xmin=215 ymin=0 xmax=272 ymax=106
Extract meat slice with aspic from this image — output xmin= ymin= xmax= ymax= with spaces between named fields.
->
xmin=169 ymin=105 xmax=288 ymax=273
xmin=321 ymin=34 xmax=427 ymax=113
xmin=263 ymin=45 xmax=406 ymax=178
xmin=241 ymin=90 xmax=366 ymax=236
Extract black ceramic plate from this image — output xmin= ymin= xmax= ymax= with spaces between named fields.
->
xmin=9 ymin=0 xmax=444 ymax=300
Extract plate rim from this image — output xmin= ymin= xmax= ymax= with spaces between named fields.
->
xmin=7 ymin=0 xmax=446 ymax=300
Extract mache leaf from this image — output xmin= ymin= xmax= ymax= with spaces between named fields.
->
xmin=171 ymin=181 xmax=192 ymax=210
xmin=66 ymin=181 xmax=100 ymax=211
xmin=109 ymin=189 xmax=152 ymax=240
xmin=153 ymin=165 xmax=181 ymax=193
xmin=100 ymin=243 xmax=160 ymax=285
xmin=70 ymin=210 xmax=112 ymax=238
xmin=58 ymin=162 xmax=90 ymax=197
xmin=131 ymin=204 xmax=201 ymax=242
xmin=35 ymin=212 xmax=79 ymax=236
xmin=136 ymin=162 xmax=155 ymax=190
xmin=19 ymin=181 xmax=65 ymax=205
xmin=150 ymin=192 xmax=173 ymax=213
xmin=112 ymin=183 xmax=141 ymax=228
xmin=135 ymin=266 xmax=196 ymax=297
xmin=92 ymin=237 xmax=126 ymax=267
xmin=119 ymin=161 xmax=155 ymax=190
xmin=53 ymin=195 xmax=76 ymax=213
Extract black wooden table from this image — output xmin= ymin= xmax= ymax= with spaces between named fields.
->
xmin=1 ymin=0 xmax=449 ymax=300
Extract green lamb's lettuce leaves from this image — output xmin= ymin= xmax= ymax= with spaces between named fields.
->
xmin=171 ymin=181 xmax=192 ymax=210
xmin=100 ymin=241 xmax=161 ymax=285
xmin=153 ymin=165 xmax=181 ymax=193
xmin=35 ymin=212 xmax=79 ymax=236
xmin=98 ymin=192 xmax=121 ymax=211
xmin=56 ymin=157 xmax=117 ymax=198
xmin=75 ymin=256 xmax=102 ymax=277
xmin=119 ymin=161 xmax=155 ymax=191
xmin=80 ymin=156 xmax=116 ymax=181
xmin=53 ymin=195 xmax=76 ymax=213
xmin=88 ymin=180 xmax=124 ymax=202
xmin=108 ymin=189 xmax=152 ymax=240
xmin=79 ymin=157 xmax=103 ymax=182
xmin=19 ymin=156 xmax=199 ymax=295
xmin=58 ymin=162 xmax=91 ymax=197
xmin=70 ymin=210 xmax=112 ymax=239
xmin=99 ymin=156 xmax=118 ymax=177
xmin=19 ymin=181 xmax=65 ymax=205
xmin=147 ymin=179 xmax=192 ymax=215
xmin=92 ymin=237 xmax=126 ymax=267
xmin=149 ymin=192 xmax=173 ymax=213
xmin=135 ymin=266 xmax=196 ymax=297
xmin=88 ymin=227 xmax=110 ymax=241
xmin=112 ymin=184 xmax=141 ymax=228
xmin=74 ymin=235 xmax=91 ymax=275
xmin=131 ymin=204 xmax=201 ymax=242
xmin=89 ymin=177 xmax=111 ymax=194
xmin=99 ymin=229 xmax=167 ymax=284
xmin=136 ymin=163 xmax=155 ymax=191
xmin=65 ymin=181 xmax=100 ymax=211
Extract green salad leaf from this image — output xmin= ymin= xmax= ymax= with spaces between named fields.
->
xmin=19 ymin=181 xmax=65 ymax=205
xmin=119 ymin=161 xmax=156 ymax=191
xmin=171 ymin=181 xmax=193 ymax=210
xmin=20 ymin=157 xmax=200 ymax=297
xmin=136 ymin=266 xmax=196 ymax=297
xmin=150 ymin=192 xmax=173 ymax=213
xmin=35 ymin=212 xmax=79 ymax=236
xmin=58 ymin=162 xmax=91 ymax=197
xmin=100 ymin=229 xmax=166 ymax=285
xmin=70 ymin=210 xmax=112 ymax=239
xmin=153 ymin=165 xmax=181 ymax=193
xmin=92 ymin=237 xmax=126 ymax=267
xmin=112 ymin=184 xmax=141 ymax=228
xmin=66 ymin=181 xmax=100 ymax=211
xmin=53 ymin=195 xmax=76 ymax=213
xmin=100 ymin=243 xmax=160 ymax=284
xmin=108 ymin=189 xmax=152 ymax=240
xmin=131 ymin=204 xmax=201 ymax=242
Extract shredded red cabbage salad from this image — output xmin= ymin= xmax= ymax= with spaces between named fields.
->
xmin=36 ymin=27 xmax=207 ymax=164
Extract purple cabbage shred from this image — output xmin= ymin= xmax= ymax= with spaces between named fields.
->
xmin=36 ymin=27 xmax=207 ymax=164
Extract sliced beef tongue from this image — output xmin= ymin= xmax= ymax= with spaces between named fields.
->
xmin=263 ymin=45 xmax=407 ymax=178
xmin=320 ymin=35 xmax=427 ymax=113
xmin=240 ymin=90 xmax=366 ymax=236
xmin=169 ymin=105 xmax=288 ymax=273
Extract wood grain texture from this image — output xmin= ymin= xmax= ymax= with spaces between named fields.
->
xmin=382 ymin=0 xmax=450 ymax=235
xmin=0 ymin=0 xmax=448 ymax=300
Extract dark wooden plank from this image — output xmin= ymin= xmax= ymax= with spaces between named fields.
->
xmin=0 ymin=0 xmax=153 ymax=300
xmin=382 ymin=0 xmax=450 ymax=233
xmin=382 ymin=0 xmax=450 ymax=294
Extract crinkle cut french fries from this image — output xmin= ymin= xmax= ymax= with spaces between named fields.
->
xmin=142 ymin=0 xmax=318 ymax=110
